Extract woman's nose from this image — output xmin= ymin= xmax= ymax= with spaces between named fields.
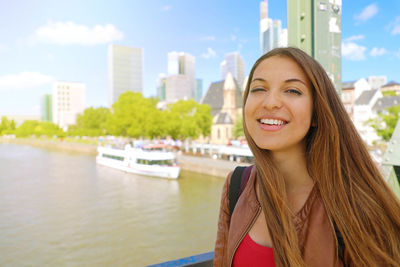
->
xmin=262 ymin=91 xmax=282 ymax=110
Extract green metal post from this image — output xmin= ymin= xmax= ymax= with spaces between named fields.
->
xmin=287 ymin=0 xmax=313 ymax=56
xmin=287 ymin=0 xmax=342 ymax=94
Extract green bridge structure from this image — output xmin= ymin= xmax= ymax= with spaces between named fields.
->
xmin=381 ymin=120 xmax=400 ymax=198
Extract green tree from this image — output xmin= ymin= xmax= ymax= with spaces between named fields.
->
xmin=14 ymin=120 xmax=62 ymax=137
xmin=69 ymin=107 xmax=111 ymax=136
xmin=233 ymin=114 xmax=244 ymax=138
xmin=382 ymin=90 xmax=397 ymax=97
xmin=165 ymin=99 xmax=212 ymax=139
xmin=106 ymin=91 xmax=164 ymax=138
xmin=368 ymin=105 xmax=400 ymax=141
xmin=0 ymin=116 xmax=16 ymax=134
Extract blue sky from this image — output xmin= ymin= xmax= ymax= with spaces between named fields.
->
xmin=1 ymin=0 xmax=400 ymax=116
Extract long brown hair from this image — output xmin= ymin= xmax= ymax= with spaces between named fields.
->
xmin=243 ymin=47 xmax=400 ymax=267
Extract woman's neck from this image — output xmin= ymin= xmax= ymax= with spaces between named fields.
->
xmin=271 ymin=147 xmax=314 ymax=194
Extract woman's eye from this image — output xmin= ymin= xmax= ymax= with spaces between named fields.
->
xmin=250 ymin=87 xmax=265 ymax=93
xmin=286 ymin=89 xmax=302 ymax=95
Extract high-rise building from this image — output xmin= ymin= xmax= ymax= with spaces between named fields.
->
xmin=41 ymin=94 xmax=52 ymax=122
xmin=165 ymin=75 xmax=192 ymax=102
xmin=108 ymin=44 xmax=143 ymax=106
xmin=165 ymin=51 xmax=195 ymax=102
xmin=52 ymin=81 xmax=86 ymax=130
xmin=168 ymin=52 xmax=195 ymax=79
xmin=157 ymin=73 xmax=167 ymax=101
xmin=220 ymin=52 xmax=245 ymax=90
xmin=260 ymin=0 xmax=287 ymax=54
xmin=195 ymin=79 xmax=203 ymax=102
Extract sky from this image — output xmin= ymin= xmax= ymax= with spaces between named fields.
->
xmin=1 ymin=0 xmax=400 ymax=116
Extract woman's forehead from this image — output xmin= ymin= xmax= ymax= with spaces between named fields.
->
xmin=251 ymin=56 xmax=309 ymax=84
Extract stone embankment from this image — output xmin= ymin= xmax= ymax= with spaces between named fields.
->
xmin=0 ymin=138 xmax=249 ymax=178
xmin=0 ymin=137 xmax=98 ymax=155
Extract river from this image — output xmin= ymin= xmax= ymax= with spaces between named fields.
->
xmin=0 ymin=143 xmax=225 ymax=266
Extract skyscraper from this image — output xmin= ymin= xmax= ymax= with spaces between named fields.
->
xmin=52 ymin=81 xmax=86 ymax=130
xmin=157 ymin=73 xmax=167 ymax=101
xmin=165 ymin=51 xmax=195 ymax=102
xmin=108 ymin=44 xmax=143 ymax=106
xmin=260 ymin=0 xmax=287 ymax=54
xmin=195 ymin=79 xmax=203 ymax=102
xmin=220 ymin=52 xmax=245 ymax=90
xmin=41 ymin=94 xmax=52 ymax=122
xmin=166 ymin=75 xmax=192 ymax=102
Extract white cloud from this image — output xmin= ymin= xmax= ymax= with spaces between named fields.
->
xmin=200 ymin=35 xmax=216 ymax=41
xmin=343 ymin=35 xmax=365 ymax=42
xmin=231 ymin=34 xmax=237 ymax=41
xmin=387 ymin=16 xmax=400 ymax=35
xmin=342 ymin=42 xmax=367 ymax=61
xmin=201 ymin=47 xmax=216 ymax=59
xmin=392 ymin=25 xmax=400 ymax=35
xmin=370 ymin=47 xmax=387 ymax=57
xmin=33 ymin=21 xmax=123 ymax=46
xmin=354 ymin=3 xmax=378 ymax=23
xmin=0 ymin=72 xmax=55 ymax=91
xmin=163 ymin=5 xmax=172 ymax=11
xmin=395 ymin=49 xmax=400 ymax=59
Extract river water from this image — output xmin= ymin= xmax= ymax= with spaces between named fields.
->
xmin=0 ymin=143 xmax=225 ymax=266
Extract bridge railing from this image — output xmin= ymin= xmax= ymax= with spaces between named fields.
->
xmin=145 ymin=252 xmax=213 ymax=267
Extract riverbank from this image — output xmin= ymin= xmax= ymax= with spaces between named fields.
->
xmin=0 ymin=137 xmax=248 ymax=178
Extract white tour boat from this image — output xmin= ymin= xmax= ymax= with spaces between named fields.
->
xmin=96 ymin=144 xmax=181 ymax=179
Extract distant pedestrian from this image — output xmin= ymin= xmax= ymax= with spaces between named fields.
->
xmin=214 ymin=47 xmax=400 ymax=267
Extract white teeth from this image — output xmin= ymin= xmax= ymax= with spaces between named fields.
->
xmin=260 ymin=119 xmax=285 ymax=125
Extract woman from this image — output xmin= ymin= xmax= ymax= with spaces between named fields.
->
xmin=214 ymin=47 xmax=400 ymax=267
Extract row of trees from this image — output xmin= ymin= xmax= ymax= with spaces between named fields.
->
xmin=2 ymin=92 xmax=213 ymax=140
xmin=2 ymin=91 xmax=399 ymax=141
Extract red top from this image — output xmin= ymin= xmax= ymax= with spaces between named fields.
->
xmin=233 ymin=233 xmax=276 ymax=267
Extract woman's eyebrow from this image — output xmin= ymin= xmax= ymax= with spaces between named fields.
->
xmin=251 ymin=77 xmax=307 ymax=86
xmin=251 ymin=78 xmax=267 ymax=83
xmin=284 ymin=78 xmax=307 ymax=86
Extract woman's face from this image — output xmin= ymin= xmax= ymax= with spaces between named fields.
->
xmin=244 ymin=55 xmax=313 ymax=154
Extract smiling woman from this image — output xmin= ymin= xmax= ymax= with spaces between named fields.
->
xmin=213 ymin=47 xmax=400 ymax=267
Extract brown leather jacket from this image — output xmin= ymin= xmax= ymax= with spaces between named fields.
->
xmin=214 ymin=166 xmax=343 ymax=267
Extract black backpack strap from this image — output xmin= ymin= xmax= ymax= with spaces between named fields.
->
xmin=229 ymin=166 xmax=246 ymax=216
xmin=240 ymin=165 xmax=254 ymax=194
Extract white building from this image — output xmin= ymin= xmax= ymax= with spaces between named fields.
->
xmin=260 ymin=0 xmax=287 ymax=54
xmin=368 ymin=76 xmax=387 ymax=90
xmin=166 ymin=51 xmax=195 ymax=102
xmin=220 ymin=52 xmax=245 ymax=91
xmin=52 ymin=81 xmax=86 ymax=130
xmin=108 ymin=44 xmax=143 ymax=106
xmin=353 ymin=89 xmax=382 ymax=145
xmin=354 ymin=78 xmax=372 ymax=100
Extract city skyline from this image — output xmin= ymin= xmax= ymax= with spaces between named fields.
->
xmin=1 ymin=1 xmax=400 ymax=116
